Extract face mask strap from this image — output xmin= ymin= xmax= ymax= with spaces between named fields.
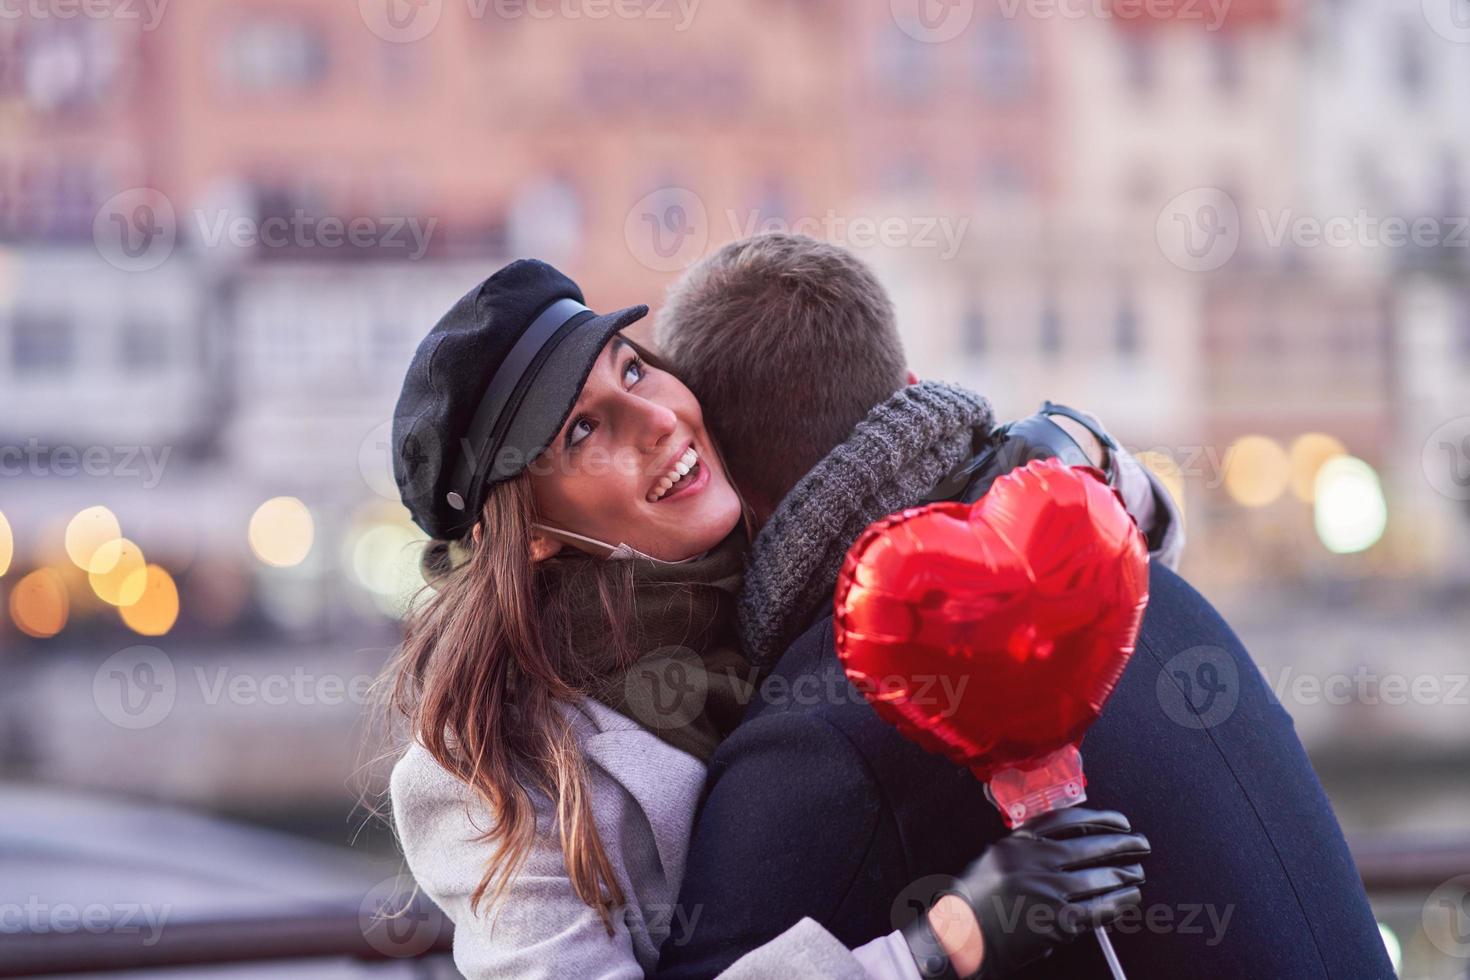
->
xmin=530 ymin=523 xmax=700 ymax=565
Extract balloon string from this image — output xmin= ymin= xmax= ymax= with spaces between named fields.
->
xmin=1095 ymin=927 xmax=1128 ymax=980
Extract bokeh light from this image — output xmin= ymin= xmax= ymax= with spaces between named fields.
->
xmin=1289 ymin=433 xmax=1347 ymax=503
xmin=119 ymin=564 xmax=180 ymax=636
xmin=64 ymin=506 xmax=123 ymax=572
xmin=1224 ymin=435 xmax=1290 ymax=508
xmin=0 ymin=508 xmax=12 ymax=577
xmin=1314 ymin=456 xmax=1388 ymax=554
xmin=10 ymin=568 xmax=69 ymax=638
xmin=248 ymin=497 xmax=315 ymax=568
xmin=345 ymin=514 xmax=429 ymax=619
xmin=88 ymin=537 xmax=148 ymax=607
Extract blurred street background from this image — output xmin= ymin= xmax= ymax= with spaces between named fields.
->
xmin=2 ymin=0 xmax=1469 ymax=976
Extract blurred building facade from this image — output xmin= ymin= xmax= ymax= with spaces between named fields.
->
xmin=1 ymin=0 xmax=1469 ymax=814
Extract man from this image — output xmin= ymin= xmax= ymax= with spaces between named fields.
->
xmin=652 ymin=234 xmax=1392 ymax=979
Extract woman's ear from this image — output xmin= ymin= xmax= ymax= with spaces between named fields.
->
xmin=529 ymin=527 xmax=563 ymax=562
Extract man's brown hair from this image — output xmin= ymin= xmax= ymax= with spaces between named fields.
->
xmin=654 ymin=233 xmax=907 ymax=515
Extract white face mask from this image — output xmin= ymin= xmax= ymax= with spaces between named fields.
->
xmin=530 ymin=523 xmax=703 ymax=565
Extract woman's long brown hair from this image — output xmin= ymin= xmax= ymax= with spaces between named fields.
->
xmin=380 ymin=474 xmax=643 ymax=932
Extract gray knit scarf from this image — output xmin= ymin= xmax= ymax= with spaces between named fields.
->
xmin=737 ymin=381 xmax=995 ymax=666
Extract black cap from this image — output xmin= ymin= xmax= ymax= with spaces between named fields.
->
xmin=391 ymin=259 xmax=648 ymax=539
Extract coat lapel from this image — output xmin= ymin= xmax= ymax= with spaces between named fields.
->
xmin=567 ymin=699 xmax=707 ymax=893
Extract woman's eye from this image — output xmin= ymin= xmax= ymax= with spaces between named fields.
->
xmin=623 ymin=357 xmax=644 ymax=387
xmin=566 ymin=417 xmax=595 ymax=448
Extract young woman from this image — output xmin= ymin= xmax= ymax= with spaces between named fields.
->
xmin=383 ymin=259 xmax=1150 ymax=979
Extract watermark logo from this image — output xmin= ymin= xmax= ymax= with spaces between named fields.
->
xmin=1156 ymin=188 xmax=1240 ymax=273
xmin=359 ymin=0 xmax=443 ymax=42
xmin=1156 ymin=645 xmax=1239 ymax=730
xmin=1424 ymin=874 xmax=1470 ymax=959
xmin=891 ymin=0 xmax=975 ymax=43
xmin=622 ymin=646 xmax=709 ymax=730
xmin=386 ymin=414 xmax=449 ymax=504
xmin=94 ymin=188 xmax=177 ymax=273
xmin=93 ymin=646 xmax=176 ymax=730
xmin=360 ymin=420 xmax=403 ymax=502
xmin=1423 ymin=416 xmax=1470 ymax=501
xmin=360 ymin=877 xmax=447 ymax=957
xmin=1422 ymin=0 xmax=1470 ymax=44
xmin=624 ymin=187 xmax=709 ymax=273
xmin=889 ymin=874 xmax=961 ymax=931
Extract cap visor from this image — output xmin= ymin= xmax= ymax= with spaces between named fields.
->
xmin=488 ymin=303 xmax=650 ymax=483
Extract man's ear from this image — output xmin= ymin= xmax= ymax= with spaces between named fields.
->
xmin=529 ymin=527 xmax=563 ymax=562
xmin=906 ymin=369 xmax=920 ymax=385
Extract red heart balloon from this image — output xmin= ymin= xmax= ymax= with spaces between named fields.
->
xmin=833 ymin=458 xmax=1150 ymax=784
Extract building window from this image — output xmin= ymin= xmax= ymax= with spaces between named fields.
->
xmin=1039 ymin=303 xmax=1062 ymax=357
xmin=1210 ymin=36 xmax=1241 ymax=96
xmin=20 ymin=21 xmax=122 ymax=113
xmin=981 ymin=157 xmax=1029 ymax=200
xmin=507 ymin=176 xmax=583 ymax=263
xmin=1440 ymin=149 xmax=1462 ymax=220
xmin=12 ymin=314 xmax=73 ymax=372
xmin=877 ymin=26 xmax=935 ymax=102
xmin=118 ymin=320 xmax=168 ymax=372
xmin=1115 ymin=294 xmax=1139 ymax=357
xmin=1122 ymin=35 xmax=1156 ymax=97
xmin=1395 ymin=18 xmax=1426 ymax=101
xmin=880 ymin=156 xmax=933 ymax=194
xmin=963 ymin=305 xmax=986 ymax=355
xmin=1457 ymin=291 xmax=1470 ymax=361
xmin=973 ymin=17 xmax=1031 ymax=103
xmin=220 ymin=20 xmax=329 ymax=94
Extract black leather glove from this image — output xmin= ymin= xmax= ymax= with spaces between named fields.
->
xmin=903 ymin=807 xmax=1149 ymax=979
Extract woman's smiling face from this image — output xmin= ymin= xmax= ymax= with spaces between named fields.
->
xmin=526 ymin=335 xmax=743 ymax=562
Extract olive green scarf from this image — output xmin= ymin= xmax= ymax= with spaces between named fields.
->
xmin=537 ymin=528 xmax=756 ymax=762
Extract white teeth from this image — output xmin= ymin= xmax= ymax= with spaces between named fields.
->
xmin=649 ymin=446 xmax=701 ymax=501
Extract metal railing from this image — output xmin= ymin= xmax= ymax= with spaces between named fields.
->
xmin=3 ymin=835 xmax=1466 ymax=977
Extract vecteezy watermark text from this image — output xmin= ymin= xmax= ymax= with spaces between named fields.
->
xmin=0 ymin=0 xmax=169 ymax=30
xmin=622 ymin=186 xmax=972 ymax=273
xmin=1 ymin=440 xmax=170 ymax=488
xmin=1158 ymin=188 xmax=1470 ymax=272
xmin=997 ymin=0 xmax=1232 ymax=30
xmin=192 ymin=209 xmax=437 ymax=261
xmin=93 ymin=188 xmax=439 ymax=271
xmin=93 ymin=647 xmax=381 ymax=730
xmin=358 ymin=0 xmax=700 ymax=44
xmin=0 ymin=898 xmax=170 ymax=946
